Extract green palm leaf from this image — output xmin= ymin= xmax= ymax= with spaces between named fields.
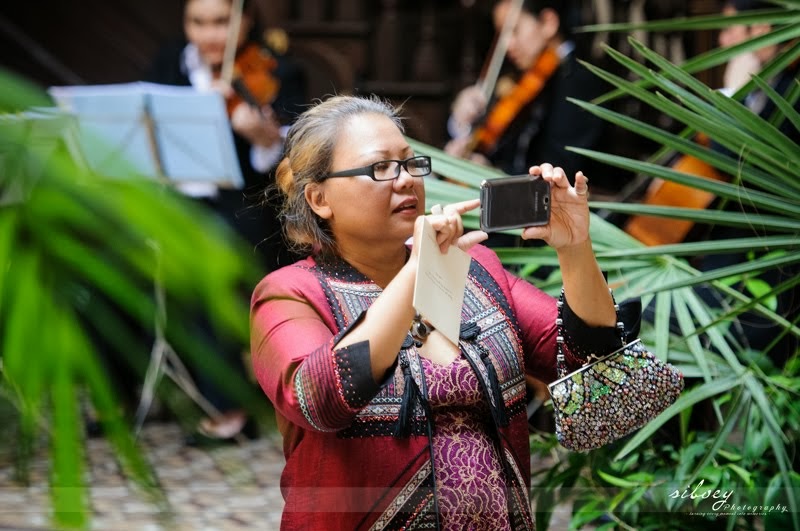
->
xmin=1 ymin=71 xmax=262 ymax=528
xmin=415 ymin=9 xmax=799 ymax=526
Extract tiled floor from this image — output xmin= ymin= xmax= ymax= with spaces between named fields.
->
xmin=0 ymin=422 xmax=285 ymax=530
xmin=0 ymin=421 xmax=580 ymax=530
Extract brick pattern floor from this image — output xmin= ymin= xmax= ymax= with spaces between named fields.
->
xmin=0 ymin=422 xmax=285 ymax=530
xmin=0 ymin=421 xmax=581 ymax=530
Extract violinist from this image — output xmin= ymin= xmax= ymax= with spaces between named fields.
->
xmin=145 ymin=0 xmax=307 ymax=271
xmin=445 ymin=0 xmax=611 ymax=432
xmin=445 ymin=0 xmax=607 ymax=182
xmin=144 ymin=0 xmax=308 ymax=444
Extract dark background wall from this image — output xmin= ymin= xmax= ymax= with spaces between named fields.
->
xmin=1 ymin=0 xmax=724 ymax=153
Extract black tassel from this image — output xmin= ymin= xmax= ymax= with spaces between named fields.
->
xmin=479 ymin=346 xmax=509 ymax=427
xmin=460 ymin=321 xmax=481 ymax=341
xmin=396 ymin=357 xmax=429 ymax=438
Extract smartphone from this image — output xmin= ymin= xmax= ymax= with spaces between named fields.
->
xmin=479 ymin=174 xmax=551 ymax=232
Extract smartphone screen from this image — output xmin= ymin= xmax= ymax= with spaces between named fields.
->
xmin=480 ymin=174 xmax=550 ymax=232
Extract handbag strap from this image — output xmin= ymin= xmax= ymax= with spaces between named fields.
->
xmin=556 ymin=288 xmax=627 ymax=378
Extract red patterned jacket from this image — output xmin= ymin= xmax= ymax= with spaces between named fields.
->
xmin=250 ymin=244 xmax=623 ymax=530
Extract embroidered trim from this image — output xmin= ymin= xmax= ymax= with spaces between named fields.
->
xmin=294 ymin=355 xmax=338 ymax=433
xmin=503 ymin=447 xmax=535 ymax=530
xmin=370 ymin=462 xmax=434 ymax=530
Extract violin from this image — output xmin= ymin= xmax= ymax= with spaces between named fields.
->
xmin=225 ymin=42 xmax=280 ymax=117
xmin=463 ymin=0 xmax=559 ymax=156
xmin=219 ymin=0 xmax=280 ymax=117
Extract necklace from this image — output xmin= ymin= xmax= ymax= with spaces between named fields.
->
xmin=410 ymin=313 xmax=435 ymax=347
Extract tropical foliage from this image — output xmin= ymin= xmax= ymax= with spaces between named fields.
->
xmin=413 ymin=3 xmax=799 ymax=529
xmin=0 ymin=69 xmax=265 ymax=528
xmin=2 ymin=2 xmax=799 ymax=529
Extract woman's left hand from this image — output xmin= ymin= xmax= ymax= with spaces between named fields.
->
xmin=521 ymin=164 xmax=590 ymax=250
xmin=411 ymin=199 xmax=488 ymax=257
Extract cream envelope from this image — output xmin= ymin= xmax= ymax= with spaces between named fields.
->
xmin=412 ymin=217 xmax=471 ymax=345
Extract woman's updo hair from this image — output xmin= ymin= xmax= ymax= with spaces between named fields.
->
xmin=274 ymin=94 xmax=404 ymax=257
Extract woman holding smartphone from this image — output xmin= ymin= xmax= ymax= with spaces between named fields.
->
xmin=250 ymin=94 xmax=636 ymax=529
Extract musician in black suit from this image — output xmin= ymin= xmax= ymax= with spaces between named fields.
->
xmin=445 ymin=0 xmax=608 ymax=184
xmin=694 ymin=0 xmax=799 ymax=366
xmin=144 ymin=0 xmax=308 ymax=443
xmin=145 ymin=0 xmax=307 ymax=272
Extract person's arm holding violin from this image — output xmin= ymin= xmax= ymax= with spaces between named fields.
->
xmin=240 ymin=105 xmax=285 ymax=173
xmin=448 ymin=85 xmax=487 ymax=139
xmin=212 ymin=78 xmax=285 ymax=173
xmin=444 ymin=85 xmax=492 ymax=166
xmin=443 ymin=0 xmax=525 ymax=165
xmin=230 ymin=102 xmax=282 ymax=149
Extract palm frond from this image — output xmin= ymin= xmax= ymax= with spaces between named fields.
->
xmin=1 ymin=72 xmax=262 ymax=527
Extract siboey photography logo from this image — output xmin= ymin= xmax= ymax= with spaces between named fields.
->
xmin=670 ymin=480 xmax=789 ymax=516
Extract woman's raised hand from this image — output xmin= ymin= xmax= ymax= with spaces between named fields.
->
xmin=521 ymin=164 xmax=591 ymax=250
xmin=413 ymin=199 xmax=488 ymax=256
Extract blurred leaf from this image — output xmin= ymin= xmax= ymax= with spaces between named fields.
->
xmin=597 ymin=469 xmax=642 ymax=488
xmin=615 ymin=375 xmax=743 ymax=460
xmin=1 ymin=69 xmax=261 ymax=528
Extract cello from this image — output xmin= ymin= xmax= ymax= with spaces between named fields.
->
xmin=623 ymin=134 xmax=727 ymax=246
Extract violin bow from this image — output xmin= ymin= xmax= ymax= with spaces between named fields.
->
xmin=220 ymin=0 xmax=245 ymax=85
xmin=478 ymin=0 xmax=526 ymax=102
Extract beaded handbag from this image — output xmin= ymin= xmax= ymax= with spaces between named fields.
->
xmin=548 ymin=338 xmax=684 ymax=452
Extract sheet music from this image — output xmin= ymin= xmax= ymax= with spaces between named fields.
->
xmin=48 ymin=82 xmax=243 ymax=188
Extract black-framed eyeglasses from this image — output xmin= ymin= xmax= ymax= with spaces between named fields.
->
xmin=326 ymin=156 xmax=432 ymax=181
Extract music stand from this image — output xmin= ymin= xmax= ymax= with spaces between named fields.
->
xmin=48 ymin=82 xmax=243 ymax=188
xmin=135 ymin=242 xmax=226 ymax=437
xmin=48 ymin=83 xmax=246 ymax=436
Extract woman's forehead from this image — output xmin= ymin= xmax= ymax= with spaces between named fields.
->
xmin=335 ymin=114 xmax=407 ymax=155
xmin=341 ymin=112 xmax=396 ymax=133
